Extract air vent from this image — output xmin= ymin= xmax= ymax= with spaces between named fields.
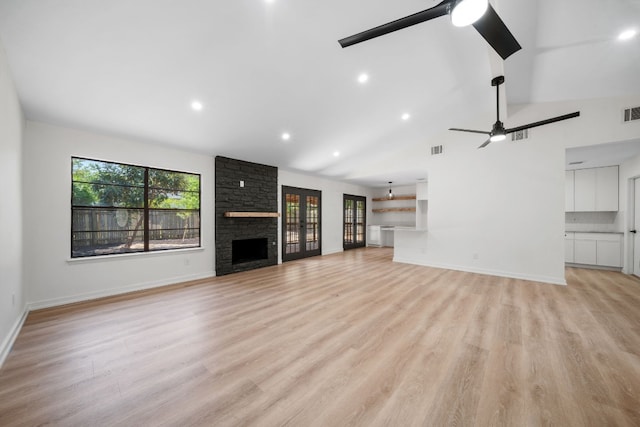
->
xmin=430 ymin=145 xmax=443 ymax=155
xmin=511 ymin=129 xmax=529 ymax=141
xmin=624 ymin=106 xmax=640 ymax=122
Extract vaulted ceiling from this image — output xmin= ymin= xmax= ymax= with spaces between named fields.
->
xmin=0 ymin=0 xmax=638 ymax=185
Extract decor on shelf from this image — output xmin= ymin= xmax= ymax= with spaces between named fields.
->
xmin=388 ymin=182 xmax=394 ymax=200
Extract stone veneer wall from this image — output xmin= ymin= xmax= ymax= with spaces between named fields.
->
xmin=215 ymin=156 xmax=278 ymax=275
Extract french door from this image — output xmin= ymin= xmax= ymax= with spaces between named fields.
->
xmin=343 ymin=194 xmax=366 ymax=250
xmin=282 ymin=186 xmax=322 ymax=261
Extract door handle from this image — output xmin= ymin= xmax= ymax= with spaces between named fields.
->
xmin=631 ymin=230 xmax=637 ymax=234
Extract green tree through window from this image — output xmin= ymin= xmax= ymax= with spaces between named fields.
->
xmin=71 ymin=157 xmax=200 ymax=257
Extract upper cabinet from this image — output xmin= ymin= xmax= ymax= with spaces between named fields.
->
xmin=566 ymin=166 xmax=618 ymax=212
xmin=565 ymin=171 xmax=575 ymax=212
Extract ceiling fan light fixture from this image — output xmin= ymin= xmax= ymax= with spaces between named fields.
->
xmin=489 ymin=120 xmax=506 ymax=142
xmin=451 ymin=0 xmax=488 ymax=27
xmin=489 ymin=133 xmax=506 ymax=142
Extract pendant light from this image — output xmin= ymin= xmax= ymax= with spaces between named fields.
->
xmin=388 ymin=181 xmax=394 ymax=199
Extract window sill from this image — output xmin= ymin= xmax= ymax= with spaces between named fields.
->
xmin=67 ymin=246 xmax=205 ymax=264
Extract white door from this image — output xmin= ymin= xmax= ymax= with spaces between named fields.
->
xmin=634 ymin=178 xmax=640 ymax=276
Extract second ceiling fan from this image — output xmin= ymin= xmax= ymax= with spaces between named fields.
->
xmin=450 ymin=75 xmax=581 ymax=148
xmin=338 ymin=0 xmax=521 ymax=60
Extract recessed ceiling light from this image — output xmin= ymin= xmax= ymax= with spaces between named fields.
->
xmin=281 ymin=132 xmax=291 ymax=141
xmin=333 ymin=151 xmax=340 ymax=157
xmin=191 ymin=101 xmax=203 ymax=111
xmin=357 ymin=73 xmax=369 ymax=84
xmin=618 ymin=29 xmax=637 ymax=41
xmin=401 ymin=113 xmax=411 ymax=121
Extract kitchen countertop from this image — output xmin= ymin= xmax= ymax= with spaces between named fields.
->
xmin=565 ymin=231 xmax=624 ymax=234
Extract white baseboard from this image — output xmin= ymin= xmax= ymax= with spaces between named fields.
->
xmin=0 ymin=307 xmax=29 ymax=369
xmin=322 ymin=247 xmax=344 ymax=256
xmin=393 ymin=256 xmax=567 ymax=286
xmin=28 ymin=271 xmax=216 ymax=311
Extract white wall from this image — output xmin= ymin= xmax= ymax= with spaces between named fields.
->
xmin=278 ymin=170 xmax=373 ymax=260
xmin=0 ymin=40 xmax=25 ymax=365
xmin=394 ymin=95 xmax=640 ymax=285
xmin=23 ymin=121 xmax=215 ymax=309
xmin=619 ymin=153 xmax=640 ymax=273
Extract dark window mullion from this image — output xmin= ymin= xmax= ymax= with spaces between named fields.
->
xmin=144 ymin=168 xmax=150 ymax=252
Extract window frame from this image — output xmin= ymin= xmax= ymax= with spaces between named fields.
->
xmin=71 ymin=156 xmax=201 ymax=258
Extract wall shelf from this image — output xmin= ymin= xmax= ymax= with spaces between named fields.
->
xmin=372 ymin=194 xmax=416 ymax=202
xmin=224 ymin=212 xmax=280 ymax=218
xmin=372 ymin=207 xmax=416 ymax=213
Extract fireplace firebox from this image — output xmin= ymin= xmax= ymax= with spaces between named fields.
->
xmin=232 ymin=238 xmax=268 ymax=265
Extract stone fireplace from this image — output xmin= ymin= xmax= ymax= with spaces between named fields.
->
xmin=215 ymin=156 xmax=278 ymax=275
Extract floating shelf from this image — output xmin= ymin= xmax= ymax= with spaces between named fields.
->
xmin=224 ymin=212 xmax=280 ymax=218
xmin=372 ymin=194 xmax=416 ymax=202
xmin=372 ymin=207 xmax=416 ymax=213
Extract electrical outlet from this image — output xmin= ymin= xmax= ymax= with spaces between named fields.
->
xmin=473 ymin=253 xmax=479 ymax=260
xmin=240 ymin=180 xmax=245 ymax=188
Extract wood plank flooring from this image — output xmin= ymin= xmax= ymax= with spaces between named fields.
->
xmin=1 ymin=248 xmax=640 ymax=426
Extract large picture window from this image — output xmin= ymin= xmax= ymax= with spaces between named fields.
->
xmin=71 ymin=157 xmax=201 ymax=258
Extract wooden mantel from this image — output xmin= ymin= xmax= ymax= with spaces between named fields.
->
xmin=224 ymin=212 xmax=280 ymax=218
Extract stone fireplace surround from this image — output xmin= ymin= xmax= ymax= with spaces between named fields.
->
xmin=215 ymin=156 xmax=278 ymax=276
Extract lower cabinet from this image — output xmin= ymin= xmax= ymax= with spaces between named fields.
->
xmin=567 ymin=232 xmax=622 ymax=268
xmin=368 ymin=226 xmax=381 ymax=247
xmin=564 ymin=238 xmax=575 ymax=263
xmin=574 ymin=239 xmax=597 ymax=265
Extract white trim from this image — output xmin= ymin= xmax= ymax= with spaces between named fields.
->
xmin=28 ymin=271 xmax=215 ymax=311
xmin=0 ymin=307 xmax=29 ymax=369
xmin=67 ymin=246 xmax=205 ymax=264
xmin=393 ymin=256 xmax=567 ymax=286
xmin=322 ymin=247 xmax=344 ymax=256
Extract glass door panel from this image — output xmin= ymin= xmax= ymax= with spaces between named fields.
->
xmin=344 ymin=194 xmax=366 ymax=250
xmin=282 ymin=186 xmax=321 ymax=261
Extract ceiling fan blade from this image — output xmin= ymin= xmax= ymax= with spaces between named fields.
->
xmin=338 ymin=1 xmax=450 ymax=48
xmin=478 ymin=138 xmax=492 ymax=149
xmin=449 ymin=127 xmax=490 ymax=135
xmin=471 ymin=4 xmax=521 ymax=60
xmin=505 ymin=112 xmax=580 ymax=134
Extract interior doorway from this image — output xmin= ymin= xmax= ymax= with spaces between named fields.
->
xmin=343 ymin=194 xmax=366 ymax=250
xmin=282 ymin=186 xmax=321 ymax=261
xmin=633 ymin=178 xmax=640 ymax=277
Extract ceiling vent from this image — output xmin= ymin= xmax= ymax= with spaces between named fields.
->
xmin=511 ymin=128 xmax=529 ymax=141
xmin=623 ymin=106 xmax=640 ymax=123
xmin=430 ymin=145 xmax=443 ymax=155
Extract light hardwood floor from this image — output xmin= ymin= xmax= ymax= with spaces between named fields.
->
xmin=1 ymin=248 xmax=640 ymax=426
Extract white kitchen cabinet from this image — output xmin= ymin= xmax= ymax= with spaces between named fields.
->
xmin=416 ymin=182 xmax=428 ymax=200
xmin=596 ymin=234 xmax=623 ymax=267
xmin=595 ymin=166 xmax=619 ymax=211
xmin=565 ymin=232 xmax=574 ymax=263
xmin=574 ymin=168 xmax=597 ymax=211
xmin=565 ymin=171 xmax=575 ymax=212
xmin=569 ymin=232 xmax=623 ymax=268
xmin=571 ymin=166 xmax=618 ymax=212
xmin=574 ymin=234 xmax=597 ymax=265
xmin=368 ymin=225 xmax=381 ymax=247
